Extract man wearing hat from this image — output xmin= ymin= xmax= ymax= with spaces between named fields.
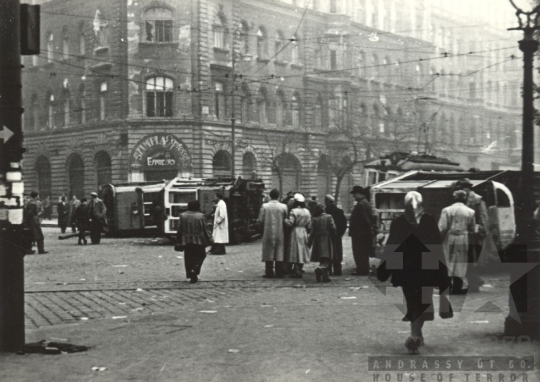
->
xmin=455 ymin=178 xmax=489 ymax=292
xmin=25 ymin=191 xmax=48 ymax=254
xmin=349 ymin=185 xmax=376 ymax=275
xmin=86 ymin=192 xmax=107 ymax=244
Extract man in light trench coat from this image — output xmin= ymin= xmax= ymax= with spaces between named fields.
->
xmin=258 ymin=188 xmax=289 ymax=278
xmin=210 ymin=192 xmax=228 ymax=254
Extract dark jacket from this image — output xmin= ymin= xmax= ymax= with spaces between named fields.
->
xmin=349 ymin=197 xmax=375 ymax=256
xmin=57 ymin=202 xmax=70 ymax=227
xmin=25 ymin=198 xmax=44 ymax=241
xmin=325 ymin=203 xmax=347 ymax=237
xmin=176 ymin=211 xmax=213 ymax=247
xmin=73 ymin=204 xmax=89 ymax=229
xmin=308 ymin=213 xmax=336 ymax=262
xmin=377 ymin=214 xmax=449 ymax=292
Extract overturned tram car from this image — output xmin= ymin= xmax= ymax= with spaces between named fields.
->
xmin=102 ymin=177 xmax=265 ymax=243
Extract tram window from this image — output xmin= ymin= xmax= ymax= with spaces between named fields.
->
xmin=379 ymin=173 xmax=387 ymax=182
xmin=171 ymin=205 xmax=187 ymax=217
xmin=375 ymin=193 xmax=406 ymax=209
xmin=170 ymin=219 xmax=179 ymax=231
xmin=169 ymin=192 xmax=196 ymax=204
xmin=367 ymin=171 xmax=377 ymax=186
xmin=496 ymin=189 xmax=510 ymax=207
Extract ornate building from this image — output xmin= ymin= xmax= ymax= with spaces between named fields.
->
xmin=22 ymin=0 xmax=521 ymax=212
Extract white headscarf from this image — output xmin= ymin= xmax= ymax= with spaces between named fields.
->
xmin=404 ymin=191 xmax=424 ymax=225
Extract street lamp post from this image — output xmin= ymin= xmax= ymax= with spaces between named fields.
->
xmin=505 ymin=0 xmax=540 ymax=339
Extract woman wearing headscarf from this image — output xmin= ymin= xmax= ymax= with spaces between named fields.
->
xmin=377 ymin=191 xmax=452 ymax=354
xmin=285 ymin=193 xmax=311 ymax=278
xmin=308 ymin=204 xmax=336 ymax=283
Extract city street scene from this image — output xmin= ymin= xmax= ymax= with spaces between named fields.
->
xmin=1 ymin=0 xmax=540 ymax=381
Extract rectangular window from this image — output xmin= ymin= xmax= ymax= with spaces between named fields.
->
xmin=330 ymin=51 xmax=337 ymax=70
xmin=214 ymin=82 xmax=224 ymax=119
xmin=146 ymin=20 xmax=173 ymax=43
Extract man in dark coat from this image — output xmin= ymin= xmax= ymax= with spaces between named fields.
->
xmin=26 ymin=191 xmax=48 ymax=254
xmin=73 ymin=198 xmax=89 ymax=245
xmin=57 ymin=196 xmax=70 ymax=233
xmin=324 ymin=195 xmax=347 ymax=276
xmin=349 ymin=185 xmax=375 ymax=276
xmin=86 ymin=192 xmax=107 ymax=244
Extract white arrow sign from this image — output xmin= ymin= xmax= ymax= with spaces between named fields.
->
xmin=0 ymin=125 xmax=14 ymax=142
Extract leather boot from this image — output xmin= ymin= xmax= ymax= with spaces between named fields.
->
xmin=321 ymin=268 xmax=331 ymax=283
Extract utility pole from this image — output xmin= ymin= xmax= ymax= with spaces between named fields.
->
xmin=0 ymin=0 xmax=39 ymax=352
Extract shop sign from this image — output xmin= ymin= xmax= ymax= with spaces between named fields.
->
xmin=130 ymin=133 xmax=190 ymax=169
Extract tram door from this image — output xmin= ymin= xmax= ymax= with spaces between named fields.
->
xmin=164 ymin=189 xmax=197 ymax=234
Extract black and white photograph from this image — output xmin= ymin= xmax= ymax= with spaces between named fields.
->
xmin=0 ymin=0 xmax=539 ymax=380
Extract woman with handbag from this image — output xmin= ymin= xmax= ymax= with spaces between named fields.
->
xmin=377 ymin=191 xmax=453 ymax=354
xmin=176 ymin=200 xmax=214 ymax=284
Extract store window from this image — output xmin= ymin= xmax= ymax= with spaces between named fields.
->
xmin=146 ymin=77 xmax=173 ymax=117
xmin=144 ymin=7 xmax=173 ymax=43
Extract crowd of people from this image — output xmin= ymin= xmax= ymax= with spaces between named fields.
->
xmin=23 ymin=191 xmax=109 ymax=253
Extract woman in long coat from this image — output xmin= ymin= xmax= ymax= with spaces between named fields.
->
xmin=438 ymin=190 xmax=476 ymax=294
xmin=211 ymin=193 xmax=228 ymax=255
xmin=308 ymin=204 xmax=336 ymax=283
xmin=377 ymin=191 xmax=452 ymax=354
xmin=285 ymin=194 xmax=311 ymax=278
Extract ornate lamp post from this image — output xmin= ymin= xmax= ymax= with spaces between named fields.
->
xmin=505 ymin=0 xmax=540 ymax=338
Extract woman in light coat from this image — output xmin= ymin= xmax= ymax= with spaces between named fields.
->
xmin=211 ymin=192 xmax=228 ymax=255
xmin=285 ymin=193 xmax=311 ymax=278
xmin=438 ymin=190 xmax=476 ymax=294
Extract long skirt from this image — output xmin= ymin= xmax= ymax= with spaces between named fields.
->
xmin=184 ymin=243 xmax=206 ymax=278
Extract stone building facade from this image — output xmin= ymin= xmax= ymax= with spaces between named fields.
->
xmin=22 ymin=0 xmax=521 ymax=213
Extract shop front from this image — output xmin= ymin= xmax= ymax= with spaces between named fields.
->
xmin=130 ymin=133 xmax=192 ymax=182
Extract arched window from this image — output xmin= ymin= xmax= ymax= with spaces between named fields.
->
xmin=314 ymin=93 xmax=322 ymax=130
xmin=272 ymin=153 xmax=301 ymax=195
xmin=78 ymin=83 xmax=86 ymax=124
xmin=95 ymin=151 xmax=112 ymax=188
xmin=256 ymin=87 xmax=267 ymax=124
xmin=47 ymin=33 xmax=54 ymax=62
xmin=240 ymin=85 xmax=250 ymax=123
xmin=67 ymin=154 xmax=85 ymax=199
xmin=144 ymin=7 xmax=173 ymax=43
xmin=291 ymin=34 xmax=300 ymax=65
xmin=62 ymin=89 xmax=71 ymax=127
xmin=240 ymin=21 xmax=249 ymax=54
xmin=147 ymin=77 xmax=173 ymax=117
xmin=275 ymin=31 xmax=285 ymax=61
xmin=62 ymin=28 xmax=70 ymax=60
xmin=291 ymin=93 xmax=300 ymax=127
xmin=257 ymin=28 xmax=267 ymax=59
xmin=99 ymin=81 xmax=107 ymax=120
xmin=47 ymin=93 xmax=55 ymax=129
xmin=93 ymin=10 xmax=109 ymax=47
xmin=213 ymin=81 xmax=225 ymax=119
xmin=213 ymin=150 xmax=232 ymax=178
xmin=213 ymin=14 xmax=228 ymax=49
xmin=35 ymin=157 xmax=52 ymax=199
xmin=79 ymin=23 xmax=86 ymax=55
xmin=242 ymin=152 xmax=257 ymax=178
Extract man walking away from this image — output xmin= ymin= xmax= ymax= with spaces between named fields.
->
xmin=349 ymin=186 xmax=375 ymax=276
xmin=438 ymin=190 xmax=476 ymax=294
xmin=73 ymin=198 xmax=89 ymax=245
xmin=210 ymin=192 xmax=228 ymax=254
xmin=176 ymin=200 xmax=213 ymax=283
xmin=325 ymin=195 xmax=347 ymax=276
xmin=26 ymin=191 xmax=48 ymax=254
xmin=57 ymin=196 xmax=70 ymax=234
xmin=455 ymin=178 xmax=489 ymax=293
xmin=86 ymin=192 xmax=107 ymax=244
xmin=258 ymin=188 xmax=288 ymax=278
